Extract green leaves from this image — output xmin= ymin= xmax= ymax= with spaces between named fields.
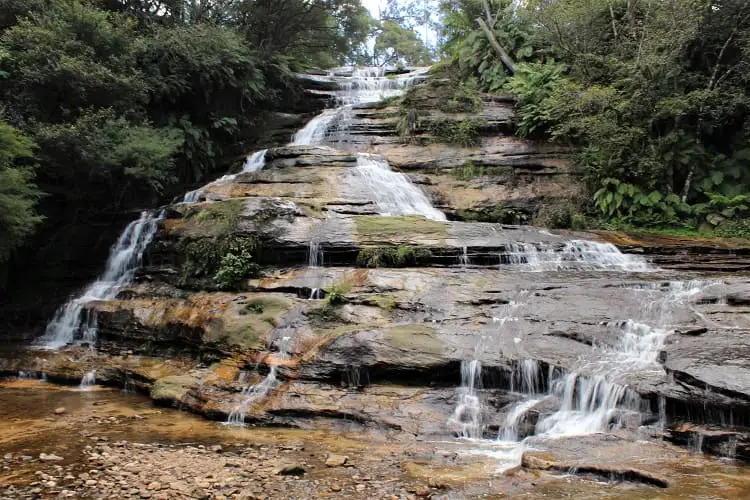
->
xmin=0 ymin=120 xmax=43 ymax=263
xmin=503 ymin=61 xmax=568 ymax=138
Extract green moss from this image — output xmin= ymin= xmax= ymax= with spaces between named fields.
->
xmin=356 ymin=245 xmax=432 ymax=268
xmin=150 ymin=375 xmax=197 ymax=403
xmin=354 ymin=215 xmax=448 ymax=241
xmin=185 ymin=199 xmax=246 ymax=237
xmin=371 ymin=294 xmax=398 ymax=311
xmin=311 ymin=322 xmax=379 ymax=341
xmin=385 ymin=324 xmax=444 ymax=357
xmin=307 ymin=304 xmax=344 ymax=326
xmin=429 ymin=118 xmax=484 ymax=147
xmin=205 ymin=296 xmax=290 ymax=349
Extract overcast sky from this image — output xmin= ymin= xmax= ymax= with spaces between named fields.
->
xmin=362 ymin=0 xmax=385 ymax=17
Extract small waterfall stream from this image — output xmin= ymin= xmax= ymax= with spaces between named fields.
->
xmin=355 ymin=154 xmax=447 ymax=221
xmin=40 ymin=211 xmax=164 ymax=348
xmin=452 ymin=277 xmax=724 ymax=471
xmin=183 ymin=149 xmax=268 ymax=203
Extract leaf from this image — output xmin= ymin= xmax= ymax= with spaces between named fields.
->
xmin=711 ymin=171 xmax=724 ymax=186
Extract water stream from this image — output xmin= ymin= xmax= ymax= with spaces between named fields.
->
xmin=39 ymin=211 xmax=164 ymax=348
xmin=451 ymin=277 xmax=724 ymax=472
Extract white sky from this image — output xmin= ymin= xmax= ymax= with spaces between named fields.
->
xmin=362 ymin=0 xmax=386 ymax=18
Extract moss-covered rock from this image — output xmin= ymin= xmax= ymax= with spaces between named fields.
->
xmin=354 ymin=216 xmax=448 ymax=243
xmin=150 ymin=375 xmax=198 ymax=403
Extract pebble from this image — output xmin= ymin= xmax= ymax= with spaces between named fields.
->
xmin=39 ymin=453 xmax=64 ymax=462
xmin=54 ymin=407 xmax=66 ymax=415
xmin=324 ymin=454 xmax=348 ymax=467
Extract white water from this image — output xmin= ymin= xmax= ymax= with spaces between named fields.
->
xmin=449 ymin=360 xmax=484 ymax=439
xmin=308 ymin=235 xmax=324 ymax=300
xmin=449 ymin=294 xmax=528 ymax=439
xmin=459 ymin=246 xmax=470 ymax=267
xmin=355 ymin=154 xmax=446 ymax=221
xmin=226 ymin=336 xmax=291 ymax=425
xmin=453 ymin=279 xmax=723 ymax=471
xmin=77 ymin=371 xmax=96 ymax=391
xmin=291 ymin=67 xmax=427 ymax=147
xmin=183 ymin=149 xmax=267 ymax=203
xmin=501 ymin=240 xmax=652 ymax=272
xmin=40 ymin=211 xmax=163 ymax=348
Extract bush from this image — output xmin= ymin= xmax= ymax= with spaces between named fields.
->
xmin=325 ymin=284 xmax=348 ymax=306
xmin=715 ymin=220 xmax=750 ymax=239
xmin=453 ymin=161 xmax=485 ymax=180
xmin=429 ymin=118 xmax=483 ymax=147
xmin=181 ymin=235 xmax=259 ymax=289
xmin=356 ymin=245 xmax=432 ymax=268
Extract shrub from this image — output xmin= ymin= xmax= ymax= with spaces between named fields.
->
xmin=429 ymin=118 xmax=483 ymax=147
xmin=715 ymin=220 xmax=750 ymax=239
xmin=356 ymin=245 xmax=432 ymax=268
xmin=181 ymin=235 xmax=258 ymax=289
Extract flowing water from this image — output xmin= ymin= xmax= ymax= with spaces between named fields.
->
xmin=39 ymin=211 xmax=164 ymax=348
xmin=355 ymin=154 xmax=447 ymax=221
xmin=30 ymin=66 xmax=742 ymax=490
xmin=183 ymin=149 xmax=267 ymax=203
xmin=226 ymin=335 xmax=292 ymax=426
xmin=225 ymin=67 xmax=435 ymax=422
xmin=451 ymin=275 xmax=725 ymax=472
xmin=501 ymin=240 xmax=652 ymax=272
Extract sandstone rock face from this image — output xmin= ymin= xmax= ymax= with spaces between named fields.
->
xmin=7 ymin=68 xmax=750 ymax=465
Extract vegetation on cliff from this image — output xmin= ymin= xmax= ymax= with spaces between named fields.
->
xmin=0 ymin=0 xmax=396 ymax=292
xmin=441 ymin=0 xmax=750 ymax=235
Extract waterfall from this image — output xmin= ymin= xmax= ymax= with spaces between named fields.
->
xmin=183 ymin=149 xmax=267 ymax=203
xmin=39 ymin=210 xmax=163 ymax=349
xmin=291 ymin=67 xmax=427 ymax=147
xmin=448 ymin=360 xmax=484 ymax=439
xmin=491 ymin=280 xmax=722 ymax=443
xmin=449 ymin=293 xmax=528 ymax=439
xmin=501 ymin=241 xmax=652 ymax=272
xmin=226 ymin=335 xmax=291 ymax=426
xmin=355 ymin=154 xmax=446 ymax=221
xmin=77 ymin=371 xmax=96 ymax=391
xmin=308 ymin=234 xmax=324 ymax=300
xmin=459 ymin=246 xmax=470 ymax=267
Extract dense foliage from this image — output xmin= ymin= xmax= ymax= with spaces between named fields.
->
xmin=441 ymin=0 xmax=750 ymax=233
xmin=0 ymin=0 xmax=390 ymax=290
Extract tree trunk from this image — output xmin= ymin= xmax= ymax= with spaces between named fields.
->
xmin=628 ymin=0 xmax=637 ymax=32
xmin=609 ymin=4 xmax=618 ymax=40
xmin=476 ymin=17 xmax=516 ymax=75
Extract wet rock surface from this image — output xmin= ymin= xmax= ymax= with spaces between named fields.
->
xmin=2 ymin=381 xmax=750 ymax=499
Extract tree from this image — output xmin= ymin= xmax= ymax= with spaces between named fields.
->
xmin=374 ymin=20 xmax=432 ymax=66
xmin=0 ymin=120 xmax=42 ymax=268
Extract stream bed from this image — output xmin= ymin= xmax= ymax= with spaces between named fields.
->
xmin=1 ymin=378 xmax=749 ymax=499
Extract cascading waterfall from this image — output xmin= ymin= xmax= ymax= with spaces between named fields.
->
xmin=355 ymin=154 xmax=446 ymax=221
xmin=183 ymin=149 xmax=267 ymax=203
xmin=226 ymin=335 xmax=291 ymax=425
xmin=472 ymin=278 xmax=724 ymax=471
xmin=449 ymin=294 xmax=528 ymax=439
xmin=40 ymin=210 xmax=164 ymax=348
xmin=291 ymin=67 xmax=427 ymax=147
xmin=501 ymin=241 xmax=652 ymax=272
